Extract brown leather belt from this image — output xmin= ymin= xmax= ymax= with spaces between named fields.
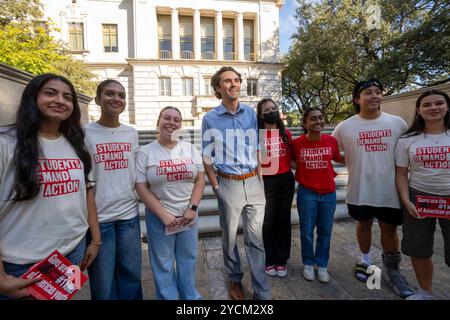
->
xmin=217 ymin=169 xmax=257 ymax=180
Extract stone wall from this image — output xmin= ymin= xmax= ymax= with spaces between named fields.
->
xmin=381 ymin=83 xmax=450 ymax=126
xmin=0 ymin=63 xmax=92 ymax=126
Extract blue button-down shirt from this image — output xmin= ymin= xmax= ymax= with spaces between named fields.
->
xmin=201 ymin=103 xmax=259 ymax=175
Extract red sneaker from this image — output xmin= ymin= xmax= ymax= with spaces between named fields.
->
xmin=265 ymin=265 xmax=276 ymax=277
xmin=276 ymin=265 xmax=287 ymax=277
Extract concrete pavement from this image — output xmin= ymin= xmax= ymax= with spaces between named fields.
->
xmin=74 ymin=219 xmax=450 ymax=300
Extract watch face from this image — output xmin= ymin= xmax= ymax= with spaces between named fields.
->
xmin=190 ymin=204 xmax=198 ymax=211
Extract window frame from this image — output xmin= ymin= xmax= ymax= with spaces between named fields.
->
xmin=68 ymin=21 xmax=85 ymax=52
xmin=102 ymin=24 xmax=118 ymax=53
xmin=246 ymin=79 xmax=258 ymax=97
xmin=159 ymin=77 xmax=172 ymax=96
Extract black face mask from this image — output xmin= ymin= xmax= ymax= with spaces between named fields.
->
xmin=263 ymin=111 xmax=279 ymax=124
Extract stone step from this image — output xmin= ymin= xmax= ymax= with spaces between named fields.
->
xmin=139 ymin=203 xmax=350 ymax=238
xmin=138 ymin=187 xmax=347 ymax=219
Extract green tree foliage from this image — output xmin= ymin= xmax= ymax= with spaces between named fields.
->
xmin=0 ymin=0 xmax=96 ymax=96
xmin=283 ymin=0 xmax=450 ymax=123
xmin=0 ymin=0 xmax=43 ymax=26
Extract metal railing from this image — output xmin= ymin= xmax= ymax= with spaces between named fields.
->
xmin=201 ymin=51 xmax=215 ymax=60
xmin=159 ymin=50 xmax=172 ymax=59
xmin=180 ymin=50 xmax=193 ymax=59
xmin=244 ymin=52 xmax=256 ymax=61
xmin=224 ymin=52 xmax=235 ymax=61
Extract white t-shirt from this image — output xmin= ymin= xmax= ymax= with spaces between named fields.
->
xmin=0 ymin=131 xmax=89 ymax=264
xmin=332 ymin=112 xmax=408 ymax=208
xmin=394 ymin=130 xmax=450 ymax=195
xmin=135 ymin=140 xmax=203 ymax=217
xmin=84 ymin=122 xmax=139 ymax=223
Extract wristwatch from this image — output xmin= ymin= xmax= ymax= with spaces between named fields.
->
xmin=188 ymin=203 xmax=198 ymax=211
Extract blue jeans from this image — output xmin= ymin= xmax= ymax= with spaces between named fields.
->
xmin=87 ymin=215 xmax=143 ymax=300
xmin=0 ymin=236 xmax=86 ymax=300
xmin=297 ymin=185 xmax=336 ymax=268
xmin=145 ymin=209 xmax=201 ymax=300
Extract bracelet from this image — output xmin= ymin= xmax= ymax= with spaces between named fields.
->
xmin=90 ymin=241 xmax=102 ymax=246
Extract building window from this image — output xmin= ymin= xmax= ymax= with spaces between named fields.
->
xmin=159 ymin=77 xmax=171 ymax=96
xmin=68 ymin=22 xmax=84 ymax=51
xmin=102 ymin=24 xmax=118 ymax=52
xmin=200 ymin=17 xmax=215 ymax=59
xmin=203 ymin=77 xmax=212 ymax=96
xmin=244 ymin=20 xmax=255 ymax=61
xmin=247 ymin=79 xmax=257 ymax=96
xmin=179 ymin=16 xmax=193 ymax=59
xmin=182 ymin=78 xmax=193 ymax=96
xmin=223 ymin=18 xmax=234 ymax=60
xmin=158 ymin=15 xmax=171 ymax=59
xmin=182 ymin=119 xmax=195 ymax=127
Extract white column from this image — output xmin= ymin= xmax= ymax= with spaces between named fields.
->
xmin=235 ymin=12 xmax=244 ymax=61
xmin=254 ymin=13 xmax=260 ymax=61
xmin=193 ymin=9 xmax=201 ymax=60
xmin=171 ymin=8 xmax=180 ymax=59
xmin=215 ymin=11 xmax=223 ymax=61
xmin=134 ymin=1 xmax=157 ymax=58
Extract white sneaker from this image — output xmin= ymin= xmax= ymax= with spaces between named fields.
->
xmin=276 ymin=265 xmax=288 ymax=278
xmin=303 ymin=265 xmax=315 ymax=281
xmin=317 ymin=267 xmax=330 ymax=283
xmin=405 ymin=289 xmax=434 ymax=300
xmin=265 ymin=265 xmax=277 ymax=277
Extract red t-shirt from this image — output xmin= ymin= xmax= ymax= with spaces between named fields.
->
xmin=292 ymin=134 xmax=342 ymax=194
xmin=262 ymin=129 xmax=292 ymax=176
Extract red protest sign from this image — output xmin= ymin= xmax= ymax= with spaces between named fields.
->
xmin=416 ymin=195 xmax=450 ymax=219
xmin=21 ymin=250 xmax=87 ymax=300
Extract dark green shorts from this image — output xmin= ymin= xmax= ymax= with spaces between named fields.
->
xmin=401 ymin=188 xmax=450 ymax=266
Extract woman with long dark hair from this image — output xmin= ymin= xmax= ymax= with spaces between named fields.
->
xmin=257 ymin=98 xmax=295 ymax=278
xmin=84 ymin=79 xmax=142 ymax=300
xmin=395 ymin=89 xmax=450 ymax=300
xmin=0 ymin=73 xmax=100 ymax=299
xmin=292 ymin=107 xmax=342 ymax=283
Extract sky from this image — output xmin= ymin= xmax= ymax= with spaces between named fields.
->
xmin=279 ymin=0 xmax=299 ymax=54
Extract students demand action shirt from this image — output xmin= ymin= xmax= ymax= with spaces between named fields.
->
xmin=292 ymin=134 xmax=342 ymax=194
xmin=0 ymin=132 xmax=89 ymax=264
xmin=84 ymin=122 xmax=139 ymax=223
xmin=332 ymin=112 xmax=407 ymax=208
xmin=394 ymin=130 xmax=450 ymax=195
xmin=261 ymin=129 xmax=293 ymax=176
xmin=135 ymin=140 xmax=204 ymax=217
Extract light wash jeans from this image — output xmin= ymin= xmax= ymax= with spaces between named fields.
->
xmin=0 ymin=236 xmax=86 ymax=300
xmin=297 ymin=185 xmax=336 ymax=268
xmin=87 ymin=215 xmax=143 ymax=300
xmin=216 ymin=174 xmax=271 ymax=300
xmin=145 ymin=209 xmax=201 ymax=300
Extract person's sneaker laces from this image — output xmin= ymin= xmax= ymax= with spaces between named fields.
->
xmin=265 ymin=265 xmax=276 ymax=277
xmin=317 ymin=267 xmax=329 ymax=283
xmin=303 ymin=265 xmax=315 ymax=281
xmin=276 ymin=265 xmax=287 ymax=278
xmin=382 ymin=267 xmax=414 ymax=298
xmin=405 ymin=289 xmax=434 ymax=300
